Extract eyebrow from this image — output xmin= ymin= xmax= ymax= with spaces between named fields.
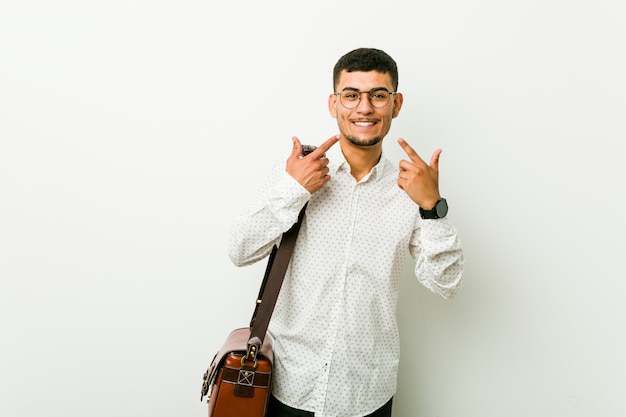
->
xmin=340 ymin=87 xmax=391 ymax=93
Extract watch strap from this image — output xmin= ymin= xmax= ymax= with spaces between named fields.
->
xmin=419 ymin=198 xmax=447 ymax=219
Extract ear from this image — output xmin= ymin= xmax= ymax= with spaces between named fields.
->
xmin=391 ymin=92 xmax=404 ymax=118
xmin=328 ymin=93 xmax=338 ymax=118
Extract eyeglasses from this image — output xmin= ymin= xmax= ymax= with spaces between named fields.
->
xmin=334 ymin=88 xmax=398 ymax=109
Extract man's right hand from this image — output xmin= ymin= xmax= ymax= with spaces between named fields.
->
xmin=286 ymin=135 xmax=340 ymax=194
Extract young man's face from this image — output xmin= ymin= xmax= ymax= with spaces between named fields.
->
xmin=329 ymin=70 xmax=403 ymax=148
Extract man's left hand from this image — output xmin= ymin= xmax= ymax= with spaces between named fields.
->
xmin=397 ymin=138 xmax=442 ymax=209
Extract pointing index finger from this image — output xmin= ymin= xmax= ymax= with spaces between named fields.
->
xmin=397 ymin=138 xmax=425 ymax=164
xmin=311 ymin=134 xmax=340 ymax=158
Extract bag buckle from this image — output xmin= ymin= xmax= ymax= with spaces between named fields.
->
xmin=200 ymin=351 xmax=219 ymax=402
xmin=200 ymin=368 xmax=211 ymax=402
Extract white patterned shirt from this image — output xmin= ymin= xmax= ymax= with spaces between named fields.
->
xmin=228 ymin=144 xmax=464 ymax=417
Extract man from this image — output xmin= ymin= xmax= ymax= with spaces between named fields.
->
xmin=228 ymin=48 xmax=464 ymax=417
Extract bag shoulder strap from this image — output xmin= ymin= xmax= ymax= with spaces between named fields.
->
xmin=246 ymin=205 xmax=306 ymax=359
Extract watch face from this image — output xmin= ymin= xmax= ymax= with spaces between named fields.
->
xmin=435 ymin=199 xmax=448 ymax=218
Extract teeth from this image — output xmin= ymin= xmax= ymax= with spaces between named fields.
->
xmin=355 ymin=122 xmax=374 ymax=126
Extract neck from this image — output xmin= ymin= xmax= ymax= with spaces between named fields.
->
xmin=340 ymin=140 xmax=382 ymax=181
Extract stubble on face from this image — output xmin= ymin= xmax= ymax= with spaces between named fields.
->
xmin=343 ymin=133 xmax=384 ymax=148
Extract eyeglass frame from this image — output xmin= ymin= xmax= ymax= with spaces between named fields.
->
xmin=333 ymin=87 xmax=399 ymax=109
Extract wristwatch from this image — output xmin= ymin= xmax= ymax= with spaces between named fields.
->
xmin=419 ymin=198 xmax=448 ymax=219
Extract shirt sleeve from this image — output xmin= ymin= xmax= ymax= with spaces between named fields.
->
xmin=228 ymin=162 xmax=311 ymax=267
xmin=410 ymin=217 xmax=464 ymax=299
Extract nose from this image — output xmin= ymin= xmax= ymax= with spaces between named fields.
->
xmin=355 ymin=92 xmax=374 ymax=113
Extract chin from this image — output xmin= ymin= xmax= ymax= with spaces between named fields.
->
xmin=346 ymin=136 xmax=383 ymax=147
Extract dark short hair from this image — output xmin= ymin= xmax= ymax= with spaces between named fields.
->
xmin=333 ymin=48 xmax=399 ymax=91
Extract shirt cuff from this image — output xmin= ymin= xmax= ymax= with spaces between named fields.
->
xmin=419 ymin=216 xmax=458 ymax=241
xmin=267 ymin=171 xmax=310 ymax=222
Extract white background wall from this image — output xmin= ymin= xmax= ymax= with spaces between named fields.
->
xmin=1 ymin=1 xmax=625 ymax=416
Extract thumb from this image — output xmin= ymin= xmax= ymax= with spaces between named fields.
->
xmin=430 ymin=149 xmax=442 ymax=172
xmin=291 ymin=136 xmax=303 ymax=158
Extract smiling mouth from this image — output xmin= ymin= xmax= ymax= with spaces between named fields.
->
xmin=353 ymin=121 xmax=376 ymax=127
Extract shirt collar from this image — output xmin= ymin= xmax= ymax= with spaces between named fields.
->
xmin=327 ymin=144 xmax=390 ymax=183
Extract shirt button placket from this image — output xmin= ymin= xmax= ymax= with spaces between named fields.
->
xmin=313 ymin=180 xmax=361 ymax=416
